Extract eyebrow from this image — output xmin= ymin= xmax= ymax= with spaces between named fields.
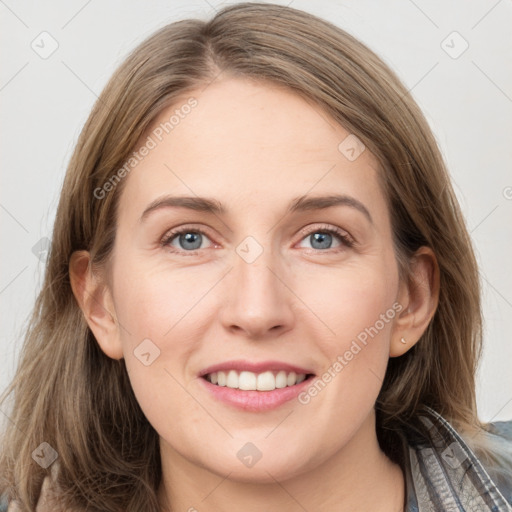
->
xmin=289 ymin=194 xmax=372 ymax=223
xmin=140 ymin=194 xmax=373 ymax=224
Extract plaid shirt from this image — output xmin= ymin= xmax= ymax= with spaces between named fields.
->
xmin=401 ymin=407 xmax=512 ymax=511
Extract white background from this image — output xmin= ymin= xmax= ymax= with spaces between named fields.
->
xmin=1 ymin=0 xmax=511 ymax=422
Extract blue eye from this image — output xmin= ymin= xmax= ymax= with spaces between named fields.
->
xmin=308 ymin=232 xmax=336 ymax=250
xmin=297 ymin=227 xmax=353 ymax=251
xmin=175 ymin=232 xmax=203 ymax=250
xmin=162 ymin=228 xmax=212 ymax=253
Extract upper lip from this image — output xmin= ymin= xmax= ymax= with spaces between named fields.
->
xmin=199 ymin=360 xmax=315 ymax=377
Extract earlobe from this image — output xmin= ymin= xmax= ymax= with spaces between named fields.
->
xmin=390 ymin=246 xmax=440 ymax=357
xmin=69 ymin=250 xmax=123 ymax=360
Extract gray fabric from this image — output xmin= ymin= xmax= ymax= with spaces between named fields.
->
xmin=402 ymin=407 xmax=512 ymax=511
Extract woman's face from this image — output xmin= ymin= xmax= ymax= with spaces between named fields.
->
xmin=106 ymin=77 xmax=404 ymax=482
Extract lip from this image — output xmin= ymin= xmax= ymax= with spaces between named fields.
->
xmin=198 ymin=360 xmax=314 ymax=378
xmin=198 ymin=373 xmax=316 ymax=412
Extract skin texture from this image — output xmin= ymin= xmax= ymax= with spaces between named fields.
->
xmin=70 ymin=77 xmax=439 ymax=511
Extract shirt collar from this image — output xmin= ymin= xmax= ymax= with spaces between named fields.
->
xmin=397 ymin=407 xmax=512 ymax=511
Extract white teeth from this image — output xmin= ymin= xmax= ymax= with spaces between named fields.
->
xmin=217 ymin=371 xmax=226 ymax=386
xmin=257 ymin=371 xmax=275 ymax=391
xmin=239 ymin=371 xmax=257 ymax=390
xmin=226 ymin=370 xmax=238 ymax=388
xmin=275 ymin=370 xmax=287 ymax=389
xmin=206 ymin=370 xmax=308 ymax=391
xmin=287 ymin=371 xmax=297 ymax=386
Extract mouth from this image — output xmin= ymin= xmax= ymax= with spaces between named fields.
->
xmin=202 ymin=370 xmax=315 ymax=391
xmin=198 ymin=360 xmax=316 ymax=411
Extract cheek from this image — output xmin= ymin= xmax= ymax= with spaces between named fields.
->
xmin=295 ymin=257 xmax=398 ymax=349
xmin=293 ymin=260 xmax=398 ymax=426
xmin=109 ymin=257 xmax=218 ymax=426
xmin=111 ymin=254 xmax=214 ymax=343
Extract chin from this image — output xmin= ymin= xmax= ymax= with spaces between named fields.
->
xmin=194 ymin=441 xmax=316 ymax=484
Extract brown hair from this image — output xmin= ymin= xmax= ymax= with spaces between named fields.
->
xmin=0 ymin=2 xmax=491 ymax=510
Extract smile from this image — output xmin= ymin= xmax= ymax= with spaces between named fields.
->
xmin=204 ymin=370 xmax=310 ymax=391
xmin=198 ymin=361 xmax=317 ymax=411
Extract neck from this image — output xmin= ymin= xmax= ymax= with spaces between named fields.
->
xmin=157 ymin=410 xmax=404 ymax=512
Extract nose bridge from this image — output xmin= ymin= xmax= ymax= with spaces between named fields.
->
xmin=219 ymin=235 xmax=294 ymax=337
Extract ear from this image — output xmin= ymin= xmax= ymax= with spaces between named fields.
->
xmin=69 ymin=250 xmax=123 ymax=360
xmin=390 ymin=246 xmax=440 ymax=357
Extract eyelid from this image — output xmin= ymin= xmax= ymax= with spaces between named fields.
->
xmin=296 ymin=223 xmax=354 ymax=245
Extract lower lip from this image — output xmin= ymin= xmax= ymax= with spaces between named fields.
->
xmin=198 ymin=375 xmax=315 ymax=412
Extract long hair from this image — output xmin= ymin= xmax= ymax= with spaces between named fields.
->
xmin=0 ymin=3 xmax=502 ymax=510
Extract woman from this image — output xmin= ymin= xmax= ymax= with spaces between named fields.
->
xmin=1 ymin=3 xmax=511 ymax=511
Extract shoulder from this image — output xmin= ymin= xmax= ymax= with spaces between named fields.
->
xmin=479 ymin=419 xmax=512 ymax=503
xmin=5 ymin=475 xmax=59 ymax=511
xmin=487 ymin=419 xmax=512 ymax=441
xmin=3 ymin=463 xmax=72 ymax=512
xmin=402 ymin=408 xmax=512 ymax=510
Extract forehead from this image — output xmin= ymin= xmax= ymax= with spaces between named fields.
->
xmin=117 ymin=77 xmax=386 ymax=223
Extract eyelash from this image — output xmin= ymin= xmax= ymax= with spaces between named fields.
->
xmin=160 ymin=224 xmax=355 ymax=256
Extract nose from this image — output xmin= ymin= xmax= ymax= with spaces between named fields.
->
xmin=218 ymin=244 xmax=295 ymax=340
